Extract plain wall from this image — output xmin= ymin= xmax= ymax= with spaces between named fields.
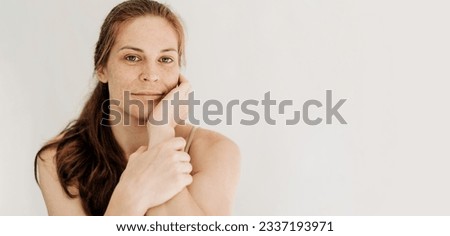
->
xmin=1 ymin=0 xmax=449 ymax=215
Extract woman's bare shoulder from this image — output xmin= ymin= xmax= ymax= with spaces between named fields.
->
xmin=194 ymin=127 xmax=238 ymax=151
xmin=180 ymin=126 xmax=240 ymax=215
xmin=36 ymin=134 xmax=79 ymax=193
xmin=176 ymin=124 xmax=238 ymax=150
xmin=188 ymin=126 xmax=241 ymax=175
xmin=36 ymin=135 xmax=85 ymax=215
xmin=36 ymin=135 xmax=63 ymax=173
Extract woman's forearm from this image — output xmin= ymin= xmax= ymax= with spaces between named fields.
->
xmin=145 ymin=188 xmax=205 ymax=216
xmin=104 ymin=182 xmax=147 ymax=216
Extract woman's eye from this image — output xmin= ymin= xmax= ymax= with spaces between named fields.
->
xmin=125 ymin=55 xmax=141 ymax=62
xmin=159 ymin=57 xmax=174 ymax=64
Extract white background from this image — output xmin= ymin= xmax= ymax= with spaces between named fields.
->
xmin=1 ymin=0 xmax=449 ymax=215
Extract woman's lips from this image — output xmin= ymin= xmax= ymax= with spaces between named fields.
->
xmin=131 ymin=90 xmax=162 ymax=95
xmin=131 ymin=90 xmax=163 ymax=95
xmin=131 ymin=91 xmax=164 ymax=100
xmin=131 ymin=93 xmax=162 ymax=97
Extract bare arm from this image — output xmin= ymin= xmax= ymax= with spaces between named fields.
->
xmin=37 ymin=136 xmax=192 ymax=216
xmin=36 ymin=148 xmax=87 ymax=215
xmin=37 ymin=132 xmax=240 ymax=216
xmin=146 ymin=131 xmax=241 ymax=216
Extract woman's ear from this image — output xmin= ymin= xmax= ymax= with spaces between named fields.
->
xmin=96 ymin=67 xmax=108 ymax=84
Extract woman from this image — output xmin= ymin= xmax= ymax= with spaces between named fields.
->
xmin=34 ymin=0 xmax=240 ymax=216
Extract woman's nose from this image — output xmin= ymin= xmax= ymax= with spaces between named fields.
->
xmin=140 ymin=73 xmax=159 ymax=82
xmin=140 ymin=62 xmax=159 ymax=82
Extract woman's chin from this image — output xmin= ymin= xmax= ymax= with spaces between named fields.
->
xmin=120 ymin=107 xmax=153 ymax=126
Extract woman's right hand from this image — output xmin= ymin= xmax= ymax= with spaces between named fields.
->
xmin=105 ymin=75 xmax=193 ymax=216
xmin=113 ymin=137 xmax=193 ymax=215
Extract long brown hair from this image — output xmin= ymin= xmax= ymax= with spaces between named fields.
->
xmin=34 ymin=0 xmax=185 ymax=215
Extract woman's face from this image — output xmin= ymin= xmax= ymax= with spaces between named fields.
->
xmin=98 ymin=15 xmax=180 ymax=124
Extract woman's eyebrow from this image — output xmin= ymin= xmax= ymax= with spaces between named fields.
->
xmin=119 ymin=46 xmax=144 ymax=52
xmin=118 ymin=46 xmax=177 ymax=53
xmin=160 ymin=48 xmax=178 ymax=53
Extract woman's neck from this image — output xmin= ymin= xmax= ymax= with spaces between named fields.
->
xmin=110 ymin=114 xmax=149 ymax=159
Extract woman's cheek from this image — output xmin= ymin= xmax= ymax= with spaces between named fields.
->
xmin=165 ymin=69 xmax=180 ymax=87
xmin=109 ymin=78 xmax=130 ymax=103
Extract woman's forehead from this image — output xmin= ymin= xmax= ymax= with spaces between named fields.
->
xmin=114 ymin=15 xmax=178 ymax=52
